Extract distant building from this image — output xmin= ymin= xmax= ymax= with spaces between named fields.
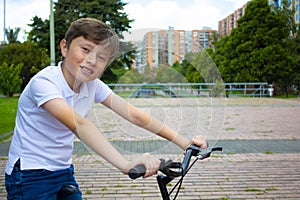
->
xmin=218 ymin=3 xmax=248 ymax=37
xmin=134 ymin=27 xmax=216 ymax=71
xmin=268 ymin=0 xmax=299 ymax=24
xmin=269 ymin=0 xmax=281 ymax=8
xmin=218 ymin=0 xmax=299 ymax=37
xmin=294 ymin=0 xmax=300 ymax=23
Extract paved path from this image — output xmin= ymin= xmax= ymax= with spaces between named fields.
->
xmin=0 ymin=98 xmax=300 ymax=199
xmin=1 ymin=139 xmax=300 ymax=156
xmin=2 ymin=153 xmax=299 ymax=199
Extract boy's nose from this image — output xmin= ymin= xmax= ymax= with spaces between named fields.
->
xmin=85 ymin=51 xmax=97 ymax=66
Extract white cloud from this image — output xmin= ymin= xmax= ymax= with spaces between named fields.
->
xmin=231 ymin=0 xmax=250 ymax=9
xmin=0 ymin=0 xmax=249 ymax=42
xmin=123 ymin=0 xmax=249 ymax=40
xmin=124 ymin=0 xmax=223 ymax=30
xmin=1 ymin=0 xmax=50 ymax=42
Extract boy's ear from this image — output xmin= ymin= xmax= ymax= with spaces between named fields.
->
xmin=60 ymin=39 xmax=68 ymax=58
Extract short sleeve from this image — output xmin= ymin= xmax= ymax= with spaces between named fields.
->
xmin=28 ymin=75 xmax=63 ymax=107
xmin=94 ymin=79 xmax=112 ymax=103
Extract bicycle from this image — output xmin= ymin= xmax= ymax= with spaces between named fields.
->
xmin=128 ymin=144 xmax=223 ymax=200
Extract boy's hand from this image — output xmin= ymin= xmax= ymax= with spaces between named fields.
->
xmin=190 ymin=135 xmax=208 ymax=149
xmin=127 ymin=153 xmax=161 ymax=178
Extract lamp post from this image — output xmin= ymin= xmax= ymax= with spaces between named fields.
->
xmin=3 ymin=0 xmax=6 ymax=43
xmin=50 ymin=0 xmax=55 ymax=65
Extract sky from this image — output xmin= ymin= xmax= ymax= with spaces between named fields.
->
xmin=0 ymin=0 xmax=249 ymax=42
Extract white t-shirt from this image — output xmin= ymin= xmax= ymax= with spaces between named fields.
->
xmin=5 ymin=62 xmax=112 ymax=175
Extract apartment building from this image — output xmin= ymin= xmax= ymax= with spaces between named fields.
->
xmin=218 ymin=0 xmax=299 ymax=37
xmin=295 ymin=0 xmax=300 ymax=23
xmin=218 ymin=4 xmax=247 ymax=37
xmin=135 ymin=27 xmax=216 ymax=71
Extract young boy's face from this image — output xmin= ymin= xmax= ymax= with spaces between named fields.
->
xmin=61 ymin=36 xmax=110 ymax=84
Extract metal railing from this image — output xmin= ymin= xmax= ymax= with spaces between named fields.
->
xmin=107 ymin=82 xmax=271 ymax=98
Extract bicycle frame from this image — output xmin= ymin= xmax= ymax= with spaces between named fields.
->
xmin=157 ymin=174 xmax=173 ymax=200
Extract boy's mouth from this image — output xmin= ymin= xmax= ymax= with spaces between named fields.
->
xmin=80 ymin=66 xmax=93 ymax=75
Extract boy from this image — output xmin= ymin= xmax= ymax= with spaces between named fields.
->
xmin=5 ymin=18 xmax=207 ymax=199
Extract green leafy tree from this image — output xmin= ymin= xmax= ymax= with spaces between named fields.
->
xmin=140 ymin=64 xmax=154 ymax=83
xmin=154 ymin=64 xmax=187 ymax=83
xmin=276 ymin=0 xmax=300 ymax=96
xmin=28 ymin=0 xmax=134 ymax=83
xmin=0 ymin=62 xmax=23 ymax=97
xmin=185 ymin=51 xmax=221 ymax=84
xmin=5 ymin=27 xmax=21 ymax=44
xmin=171 ymin=59 xmax=193 ymax=81
xmin=213 ymin=0 xmax=294 ymax=97
xmin=291 ymin=25 xmax=300 ymax=92
xmin=117 ymin=68 xmax=140 ymax=84
xmin=186 ymin=64 xmax=203 ymax=84
xmin=0 ymin=42 xmax=50 ymax=90
xmin=27 ymin=16 xmax=51 ymax=51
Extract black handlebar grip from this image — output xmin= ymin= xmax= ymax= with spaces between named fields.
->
xmin=128 ymin=164 xmax=146 ymax=179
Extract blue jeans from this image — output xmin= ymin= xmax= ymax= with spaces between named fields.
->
xmin=5 ymin=159 xmax=82 ymax=200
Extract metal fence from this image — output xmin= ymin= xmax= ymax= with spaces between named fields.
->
xmin=107 ymin=82 xmax=272 ymax=98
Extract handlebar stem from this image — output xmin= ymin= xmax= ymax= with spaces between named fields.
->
xmin=157 ymin=174 xmax=173 ymax=200
xmin=181 ymin=145 xmax=200 ymax=174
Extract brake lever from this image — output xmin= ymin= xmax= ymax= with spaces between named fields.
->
xmin=197 ymin=146 xmax=223 ymax=160
xmin=159 ymin=159 xmax=182 ymax=179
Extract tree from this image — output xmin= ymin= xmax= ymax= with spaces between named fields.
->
xmin=154 ymin=64 xmax=187 ymax=83
xmin=0 ymin=42 xmax=50 ymax=90
xmin=5 ymin=27 xmax=21 ymax=44
xmin=291 ymin=25 xmax=300 ymax=92
xmin=141 ymin=64 xmax=154 ymax=83
xmin=27 ymin=16 xmax=50 ymax=51
xmin=184 ymin=50 xmax=221 ymax=85
xmin=0 ymin=62 xmax=23 ymax=97
xmin=171 ymin=58 xmax=193 ymax=81
xmin=116 ymin=68 xmax=140 ymax=84
xmin=28 ymin=0 xmax=134 ymax=83
xmin=213 ymin=0 xmax=294 ymax=96
xmin=276 ymin=0 xmax=300 ymax=96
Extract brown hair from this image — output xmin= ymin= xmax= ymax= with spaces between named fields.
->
xmin=64 ymin=18 xmax=119 ymax=63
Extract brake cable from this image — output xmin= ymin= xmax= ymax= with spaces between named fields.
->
xmin=168 ymin=156 xmax=200 ymax=199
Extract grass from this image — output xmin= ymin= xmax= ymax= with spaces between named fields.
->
xmin=264 ymin=150 xmax=274 ymax=154
xmin=245 ymin=187 xmax=266 ymax=195
xmin=245 ymin=187 xmax=277 ymax=195
xmin=0 ymin=97 xmax=18 ymax=135
xmin=114 ymin=91 xmax=133 ymax=98
xmin=224 ymin=127 xmax=236 ymax=131
xmin=85 ymin=190 xmax=92 ymax=194
xmin=274 ymin=94 xmax=298 ymax=98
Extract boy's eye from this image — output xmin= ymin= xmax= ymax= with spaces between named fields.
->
xmin=97 ymin=54 xmax=108 ymax=62
xmin=82 ymin=47 xmax=90 ymax=53
xmin=98 ymin=56 xmax=105 ymax=61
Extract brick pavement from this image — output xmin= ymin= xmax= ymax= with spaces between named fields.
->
xmin=72 ymin=153 xmax=300 ymax=200
xmin=0 ymin=98 xmax=300 ymax=199
xmin=1 ymin=153 xmax=299 ymax=199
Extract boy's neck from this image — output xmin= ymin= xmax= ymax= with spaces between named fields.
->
xmin=61 ymin=63 xmax=82 ymax=93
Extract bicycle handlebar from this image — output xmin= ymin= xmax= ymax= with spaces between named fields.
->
xmin=128 ymin=164 xmax=146 ymax=179
xmin=128 ymin=145 xmax=223 ymax=179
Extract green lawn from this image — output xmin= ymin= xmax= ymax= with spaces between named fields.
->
xmin=0 ymin=97 xmax=18 ymax=136
xmin=274 ymin=94 xmax=298 ymax=98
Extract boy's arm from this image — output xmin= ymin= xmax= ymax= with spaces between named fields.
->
xmin=102 ymin=93 xmax=205 ymax=150
xmin=42 ymin=98 xmax=142 ymax=174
